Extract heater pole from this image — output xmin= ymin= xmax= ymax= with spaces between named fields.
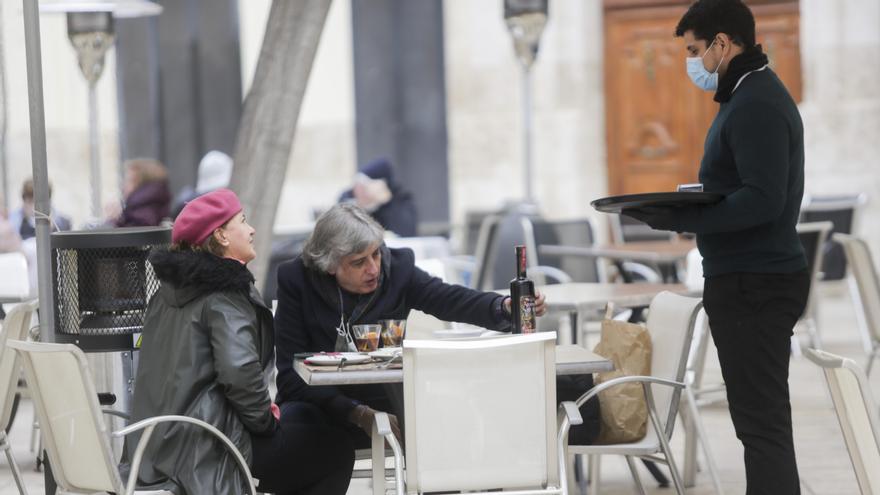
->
xmin=22 ymin=0 xmax=56 ymax=343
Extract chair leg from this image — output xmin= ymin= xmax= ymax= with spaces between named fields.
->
xmin=848 ymin=275 xmax=875 ymax=354
xmin=866 ymin=346 xmax=878 ymax=378
xmin=625 ymin=456 xmax=647 ymax=495
xmin=790 ymin=334 xmax=802 ymax=357
xmin=648 ymin=409 xmax=686 ymax=495
xmin=568 ymin=453 xmax=581 ymax=495
xmin=587 ymin=454 xmax=601 ymax=495
xmin=684 ymin=387 xmax=724 ymax=495
xmin=2 ymin=431 xmax=30 ymax=495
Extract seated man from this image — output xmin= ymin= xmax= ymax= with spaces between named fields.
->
xmin=274 ymin=203 xmax=554 ymax=449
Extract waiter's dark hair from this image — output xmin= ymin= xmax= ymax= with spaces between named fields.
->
xmin=674 ymin=0 xmax=756 ymax=48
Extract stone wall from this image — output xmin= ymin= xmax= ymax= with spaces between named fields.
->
xmin=799 ymin=0 xmax=880 ymax=255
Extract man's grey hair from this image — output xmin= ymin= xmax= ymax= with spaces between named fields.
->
xmin=302 ymin=203 xmax=385 ymax=273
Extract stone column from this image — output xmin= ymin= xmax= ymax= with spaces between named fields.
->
xmin=352 ymin=0 xmax=450 ymax=228
xmin=115 ymin=0 xmax=243 ymax=199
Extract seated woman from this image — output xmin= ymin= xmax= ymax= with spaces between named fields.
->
xmin=125 ymin=189 xmax=354 ymax=495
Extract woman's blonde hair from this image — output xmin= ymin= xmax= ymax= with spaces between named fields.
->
xmin=171 ymin=218 xmax=230 ymax=257
xmin=124 ymin=159 xmax=168 ymax=188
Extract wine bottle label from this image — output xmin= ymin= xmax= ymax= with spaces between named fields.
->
xmin=519 ymin=295 xmax=536 ymax=334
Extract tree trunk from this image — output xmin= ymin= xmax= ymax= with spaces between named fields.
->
xmin=230 ymin=0 xmax=331 ymax=286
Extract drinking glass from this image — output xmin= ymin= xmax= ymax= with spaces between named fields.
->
xmin=380 ymin=319 xmax=406 ymax=347
xmin=352 ymin=324 xmax=381 ymax=352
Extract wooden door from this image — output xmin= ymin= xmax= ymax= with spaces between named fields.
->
xmin=603 ymin=0 xmax=801 ymax=196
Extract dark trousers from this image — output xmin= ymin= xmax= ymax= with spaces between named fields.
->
xmin=251 ymin=402 xmax=356 ymax=495
xmin=703 ymin=270 xmax=810 ymax=495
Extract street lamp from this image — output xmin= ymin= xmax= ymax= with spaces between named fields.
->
xmin=40 ymin=0 xmax=162 ymax=220
xmin=504 ymin=0 xmax=547 ymax=204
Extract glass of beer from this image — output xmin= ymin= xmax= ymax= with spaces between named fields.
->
xmin=352 ymin=324 xmax=381 ymax=352
xmin=380 ymin=319 xmax=406 ymax=347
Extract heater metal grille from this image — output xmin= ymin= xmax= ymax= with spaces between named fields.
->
xmin=51 ymin=228 xmax=170 ymax=344
xmin=53 ymin=246 xmax=163 ymax=336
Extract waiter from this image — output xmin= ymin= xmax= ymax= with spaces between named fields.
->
xmin=624 ymin=1 xmax=809 ymax=494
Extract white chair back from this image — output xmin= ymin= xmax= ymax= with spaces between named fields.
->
xmin=806 ymin=349 xmax=880 ymax=495
xmin=684 ymin=247 xmax=704 ymax=291
xmin=835 ymin=234 xmax=880 ymax=343
xmin=0 ymin=300 xmax=38 ymax=429
xmin=402 ymin=333 xmax=557 ymax=493
xmin=8 ymin=340 xmax=124 ymax=494
xmin=0 ymin=252 xmax=31 ymax=300
xmin=645 ymin=292 xmax=703 ymax=438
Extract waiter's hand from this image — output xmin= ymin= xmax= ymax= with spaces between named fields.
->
xmin=622 ymin=206 xmax=678 ymax=231
xmin=504 ymin=290 xmax=547 ymax=316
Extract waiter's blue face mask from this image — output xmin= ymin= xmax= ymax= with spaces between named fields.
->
xmin=686 ymin=39 xmax=724 ymax=91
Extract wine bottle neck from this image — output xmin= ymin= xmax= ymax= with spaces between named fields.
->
xmin=516 ymin=246 xmax=527 ymax=279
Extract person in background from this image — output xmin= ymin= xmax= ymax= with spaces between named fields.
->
xmin=125 ymin=189 xmax=353 ymax=495
xmin=624 ymin=1 xmax=808 ymax=493
xmin=115 ymin=158 xmax=171 ymax=227
xmin=9 ymin=178 xmax=71 ymax=239
xmin=339 ymin=158 xmax=417 ymax=237
xmin=171 ymin=150 xmax=234 ymax=218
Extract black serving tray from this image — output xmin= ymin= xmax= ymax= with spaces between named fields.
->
xmin=591 ymin=192 xmax=723 ymax=214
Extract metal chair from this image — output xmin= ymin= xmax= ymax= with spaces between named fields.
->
xmin=800 ymin=193 xmax=867 ymax=281
xmin=7 ymin=340 xmax=258 ymax=495
xmin=795 ymin=221 xmax=834 ymax=352
xmin=608 ymin=214 xmax=670 ymax=283
xmin=471 ymin=207 xmax=571 ymax=291
xmin=805 ymin=349 xmax=880 ymax=495
xmin=561 ymin=292 xmax=703 ymax=495
xmin=386 ymin=332 xmax=580 ymax=494
xmin=834 ymin=234 xmax=880 ymax=376
xmin=532 ymin=217 xmax=603 ymax=284
xmin=0 ymin=300 xmax=38 ymax=495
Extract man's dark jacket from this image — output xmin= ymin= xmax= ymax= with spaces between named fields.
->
xmin=274 ymin=247 xmax=510 ymax=422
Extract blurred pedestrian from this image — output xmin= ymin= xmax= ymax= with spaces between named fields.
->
xmin=115 ymin=159 xmax=171 ymax=227
xmin=171 ymin=150 xmax=234 ymax=218
xmin=9 ymin=178 xmax=71 ymax=239
xmin=339 ymin=158 xmax=417 ymax=237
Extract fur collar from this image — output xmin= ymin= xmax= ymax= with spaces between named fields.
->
xmin=149 ymin=249 xmax=254 ymax=298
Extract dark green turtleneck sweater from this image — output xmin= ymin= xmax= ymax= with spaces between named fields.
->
xmin=670 ymin=67 xmax=807 ymax=277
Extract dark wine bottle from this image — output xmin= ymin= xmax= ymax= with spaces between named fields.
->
xmin=510 ymin=245 xmax=537 ymax=334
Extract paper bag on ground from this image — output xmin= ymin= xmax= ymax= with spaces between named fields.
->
xmin=592 ymin=307 xmax=652 ymax=444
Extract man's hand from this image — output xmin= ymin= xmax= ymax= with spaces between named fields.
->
xmin=349 ymin=404 xmax=402 ymax=443
xmin=504 ymin=290 xmax=547 ymax=316
xmin=621 ymin=206 xmax=678 ymax=231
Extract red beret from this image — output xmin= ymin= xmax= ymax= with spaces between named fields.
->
xmin=172 ymin=188 xmax=242 ymax=245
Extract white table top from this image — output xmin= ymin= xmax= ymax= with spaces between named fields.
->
xmin=293 ymin=343 xmax=612 ymax=386
xmin=504 ymin=282 xmax=700 ymax=314
xmin=540 ymin=240 xmax=695 ymax=264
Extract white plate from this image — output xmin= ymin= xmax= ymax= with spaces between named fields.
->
xmin=368 ymin=347 xmax=402 ymax=359
xmin=432 ymin=329 xmax=484 ymax=339
xmin=304 ymin=353 xmax=372 ymax=366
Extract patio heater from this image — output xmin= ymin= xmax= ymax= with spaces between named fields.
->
xmin=39 ymin=0 xmax=162 ymax=220
xmin=504 ymin=0 xmax=548 ymax=204
xmin=51 ymin=226 xmax=169 ymax=410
